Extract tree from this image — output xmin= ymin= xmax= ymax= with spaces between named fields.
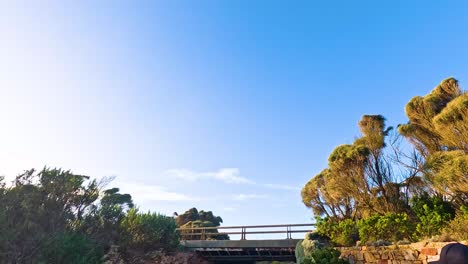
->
xmin=0 ymin=167 xmax=178 ymax=263
xmin=120 ymin=208 xmax=179 ymax=252
xmin=0 ymin=168 xmax=102 ymax=263
xmin=78 ymin=187 xmax=134 ymax=249
xmin=302 ymin=115 xmax=412 ymax=220
xmin=398 ymin=77 xmax=467 ymax=207
xmin=176 ymin=208 xmax=229 ymax=240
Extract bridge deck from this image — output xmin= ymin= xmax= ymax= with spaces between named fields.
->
xmin=181 ymin=239 xmax=301 ymax=249
xmin=178 ymin=223 xmax=314 ymax=263
xmin=181 ymin=239 xmax=301 ymax=263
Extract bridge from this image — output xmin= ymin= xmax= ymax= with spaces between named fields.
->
xmin=177 ymin=223 xmax=315 ymax=263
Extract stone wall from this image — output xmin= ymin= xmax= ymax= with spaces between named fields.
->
xmin=338 ymin=241 xmax=467 ymax=264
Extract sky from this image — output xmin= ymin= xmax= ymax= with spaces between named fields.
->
xmin=0 ymin=1 xmax=467 ymax=238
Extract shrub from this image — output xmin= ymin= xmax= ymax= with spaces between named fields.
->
xmin=296 ymin=233 xmax=349 ymax=264
xmin=179 ymin=220 xmax=229 ymax=240
xmin=302 ymin=247 xmax=348 ymax=264
xmin=443 ymin=205 xmax=468 ymax=241
xmin=120 ymin=208 xmax=179 ymax=251
xmin=410 ymin=194 xmax=455 ymax=238
xmin=39 ymin=232 xmax=104 ymax=264
xmin=295 ymin=240 xmax=306 ymax=264
xmin=316 ymin=217 xmax=358 ymax=246
xmin=358 ymin=213 xmax=414 ymax=243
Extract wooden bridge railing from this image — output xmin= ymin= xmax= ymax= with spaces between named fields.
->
xmin=177 ymin=223 xmax=315 ymax=240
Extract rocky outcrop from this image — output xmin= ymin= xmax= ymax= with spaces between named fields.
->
xmin=338 ymin=241 xmax=468 ymax=264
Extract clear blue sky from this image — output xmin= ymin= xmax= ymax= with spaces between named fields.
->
xmin=1 ymin=1 xmax=467 ymax=236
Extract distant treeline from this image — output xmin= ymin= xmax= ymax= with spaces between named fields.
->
xmin=0 ymin=168 xmax=225 ymax=263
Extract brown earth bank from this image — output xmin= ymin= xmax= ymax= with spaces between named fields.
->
xmin=104 ymin=246 xmax=209 ymax=264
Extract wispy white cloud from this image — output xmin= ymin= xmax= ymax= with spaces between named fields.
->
xmin=263 ymin=183 xmax=301 ymax=191
xmin=165 ymin=168 xmax=254 ymax=184
xmin=223 ymin=207 xmax=237 ymax=212
xmin=233 ymin=193 xmax=268 ymax=201
xmin=116 ymin=182 xmax=194 ymax=202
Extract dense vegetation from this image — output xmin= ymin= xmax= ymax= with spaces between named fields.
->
xmin=0 ymin=77 xmax=465 ymax=263
xmin=295 ymin=233 xmax=349 ymax=264
xmin=302 ymin=77 xmax=468 ymax=246
xmin=175 ymin=207 xmax=229 ymax=240
xmin=0 ymin=168 xmax=180 ymax=263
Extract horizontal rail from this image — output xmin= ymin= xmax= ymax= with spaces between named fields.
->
xmin=177 ymin=223 xmax=315 ymax=240
xmin=177 ymin=223 xmax=315 ymax=231
xmin=180 ymin=230 xmax=313 ymax=236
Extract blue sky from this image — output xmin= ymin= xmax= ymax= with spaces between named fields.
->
xmin=0 ymin=1 xmax=467 ymax=237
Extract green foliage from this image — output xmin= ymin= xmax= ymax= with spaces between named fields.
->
xmin=398 ymin=78 xmax=467 ymax=205
xmin=358 ymin=213 xmax=414 ymax=243
xmin=0 ymin=168 xmax=101 ymax=262
xmin=39 ymin=232 xmax=104 ymax=264
xmin=302 ymin=115 xmax=410 ymax=221
xmin=295 ymin=240 xmax=306 ymax=264
xmin=316 ymin=218 xmax=358 ymax=246
xmin=302 ymin=77 xmax=467 ymax=243
xmin=176 ymin=207 xmax=223 ymax=226
xmin=121 ymin=208 xmax=179 ymax=251
xmin=296 ymin=233 xmax=348 ymax=264
xmin=443 ymin=206 xmax=468 ymax=241
xmin=77 ymin=187 xmax=135 ymax=248
xmin=0 ymin=167 xmax=180 ymax=263
xmin=176 ymin=207 xmax=229 ymax=240
xmin=301 ymin=247 xmax=348 ymax=264
xmin=410 ymin=194 xmax=455 ymax=238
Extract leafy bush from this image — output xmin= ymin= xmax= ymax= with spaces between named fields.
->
xmin=443 ymin=205 xmax=468 ymax=241
xmin=316 ymin=217 xmax=358 ymax=246
xmin=39 ymin=232 xmax=104 ymax=264
xmin=358 ymin=213 xmax=414 ymax=243
xmin=120 ymin=208 xmax=179 ymax=251
xmin=301 ymin=247 xmax=348 ymax=264
xmin=411 ymin=193 xmax=455 ymax=238
xmin=295 ymin=240 xmax=306 ymax=264
xmin=296 ymin=233 xmax=348 ymax=264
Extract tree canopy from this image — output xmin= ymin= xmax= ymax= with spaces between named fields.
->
xmin=302 ymin=115 xmax=410 ymax=220
xmin=0 ymin=168 xmax=179 ymax=263
xmin=302 ymin=77 xmax=467 ymax=244
xmin=398 ymin=77 xmax=467 ymax=206
xmin=176 ymin=208 xmax=229 ymax=240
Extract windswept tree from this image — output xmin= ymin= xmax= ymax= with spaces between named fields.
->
xmin=78 ymin=187 xmax=135 ymax=248
xmin=0 ymin=168 xmax=102 ymax=263
xmin=398 ymin=77 xmax=467 ymax=206
xmin=302 ymin=115 xmax=413 ymax=220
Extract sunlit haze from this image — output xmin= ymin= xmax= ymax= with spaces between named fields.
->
xmin=1 ymin=1 xmax=467 ymax=231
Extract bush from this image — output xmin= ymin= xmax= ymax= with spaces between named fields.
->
xmin=120 ymin=208 xmax=179 ymax=251
xmin=39 ymin=232 xmax=104 ymax=264
xmin=358 ymin=213 xmax=414 ymax=243
xmin=295 ymin=240 xmax=306 ymax=264
xmin=411 ymin=194 xmax=455 ymax=239
xmin=443 ymin=205 xmax=468 ymax=241
xmin=316 ymin=217 xmax=358 ymax=246
xmin=296 ymin=233 xmax=348 ymax=264
xmin=302 ymin=247 xmax=348 ymax=264
xmin=179 ymin=220 xmax=229 ymax=240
